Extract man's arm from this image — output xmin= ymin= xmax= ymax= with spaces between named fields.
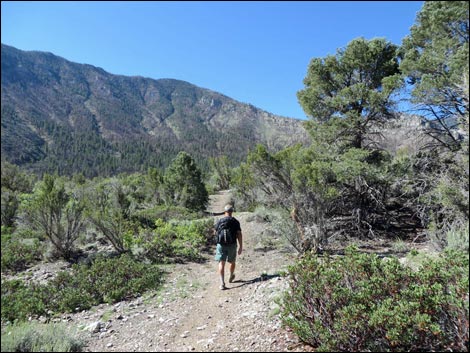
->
xmin=237 ymin=230 xmax=243 ymax=255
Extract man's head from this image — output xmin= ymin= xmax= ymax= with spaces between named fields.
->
xmin=224 ymin=204 xmax=234 ymax=215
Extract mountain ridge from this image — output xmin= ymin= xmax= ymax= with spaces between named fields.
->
xmin=1 ymin=44 xmax=309 ymax=177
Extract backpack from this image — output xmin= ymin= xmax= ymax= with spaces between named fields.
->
xmin=216 ymin=217 xmax=237 ymax=245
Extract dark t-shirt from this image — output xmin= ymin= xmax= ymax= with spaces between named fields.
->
xmin=215 ymin=216 xmax=241 ymax=245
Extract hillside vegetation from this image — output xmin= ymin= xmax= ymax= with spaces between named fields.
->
xmin=1 ymin=44 xmax=308 ymax=177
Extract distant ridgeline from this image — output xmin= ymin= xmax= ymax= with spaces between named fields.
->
xmin=1 ymin=44 xmax=309 ymax=177
xmin=368 ymin=114 xmax=462 ymax=156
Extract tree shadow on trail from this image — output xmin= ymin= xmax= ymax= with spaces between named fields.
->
xmin=225 ymin=273 xmax=281 ymax=290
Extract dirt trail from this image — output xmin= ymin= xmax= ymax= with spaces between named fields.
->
xmin=72 ymin=190 xmax=309 ymax=352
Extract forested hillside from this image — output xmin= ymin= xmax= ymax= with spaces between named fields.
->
xmin=1 ymin=44 xmax=308 ymax=177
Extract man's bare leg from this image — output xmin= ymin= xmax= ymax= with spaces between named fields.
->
xmin=218 ymin=261 xmax=226 ymax=288
xmin=229 ymin=262 xmax=236 ymax=282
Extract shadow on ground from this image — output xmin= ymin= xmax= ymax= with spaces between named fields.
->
xmin=225 ymin=273 xmax=281 ymax=290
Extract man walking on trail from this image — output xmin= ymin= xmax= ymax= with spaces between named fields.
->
xmin=215 ymin=204 xmax=243 ymax=290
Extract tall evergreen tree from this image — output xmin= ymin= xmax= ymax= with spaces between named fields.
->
xmin=163 ymin=152 xmax=208 ymax=211
xmin=298 ymin=37 xmax=401 ymax=149
xmin=400 ymin=1 xmax=469 ymax=151
xmin=238 ymin=38 xmax=404 ymax=252
xmin=209 ymin=156 xmax=232 ymax=190
xmin=398 ymin=1 xmax=469 ymax=250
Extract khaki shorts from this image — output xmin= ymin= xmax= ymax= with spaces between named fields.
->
xmin=215 ymin=243 xmax=237 ymax=263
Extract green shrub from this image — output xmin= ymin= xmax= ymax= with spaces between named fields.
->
xmin=141 ymin=218 xmax=213 ymax=263
xmin=79 ymin=254 xmax=163 ymax=303
xmin=445 ymin=222 xmax=469 ymax=253
xmin=50 ymin=254 xmax=164 ymax=311
xmin=1 ymin=321 xmax=84 ymax=352
xmin=1 ymin=234 xmax=44 ymax=273
xmin=1 ymin=254 xmax=163 ymax=322
xmin=48 ymin=270 xmax=98 ymax=313
xmin=280 ymin=247 xmax=469 ymax=352
xmin=133 ymin=205 xmax=199 ymax=227
xmin=19 ymin=174 xmax=86 ymax=260
xmin=1 ymin=280 xmax=49 ymax=323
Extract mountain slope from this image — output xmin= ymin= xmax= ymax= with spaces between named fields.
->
xmin=1 ymin=44 xmax=308 ymax=176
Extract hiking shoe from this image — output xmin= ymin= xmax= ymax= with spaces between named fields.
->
xmin=219 ymin=283 xmax=227 ymax=290
xmin=229 ymin=273 xmax=235 ymax=283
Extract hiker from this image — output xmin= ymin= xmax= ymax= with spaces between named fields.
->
xmin=214 ymin=204 xmax=243 ymax=290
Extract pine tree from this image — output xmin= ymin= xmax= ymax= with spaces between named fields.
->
xmin=163 ymin=152 xmax=208 ymax=211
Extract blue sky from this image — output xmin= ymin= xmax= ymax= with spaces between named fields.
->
xmin=1 ymin=1 xmax=424 ymax=120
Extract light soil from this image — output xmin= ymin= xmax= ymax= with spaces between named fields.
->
xmin=65 ymin=190 xmax=310 ymax=352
